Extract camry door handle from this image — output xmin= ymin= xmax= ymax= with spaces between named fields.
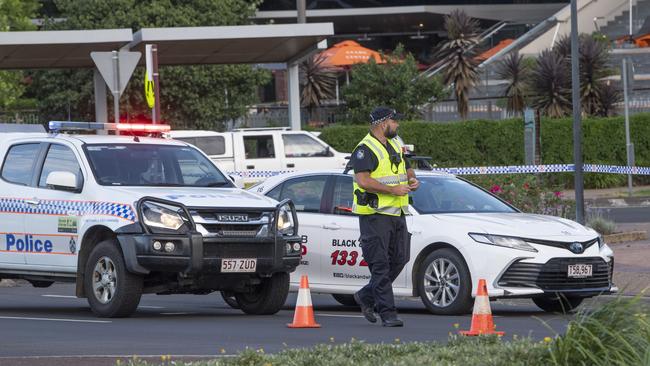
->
xmin=25 ymin=199 xmax=39 ymax=205
xmin=246 ymin=165 xmax=255 ymax=169
xmin=322 ymin=223 xmax=341 ymax=230
xmin=287 ymin=163 xmax=295 ymax=168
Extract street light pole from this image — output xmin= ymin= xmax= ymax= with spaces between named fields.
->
xmin=629 ymin=0 xmax=633 ymax=38
xmin=570 ymin=0 xmax=585 ymax=224
xmin=622 ymin=58 xmax=634 ymax=197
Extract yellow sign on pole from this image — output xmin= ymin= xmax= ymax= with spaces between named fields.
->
xmin=144 ymin=44 xmax=155 ymax=108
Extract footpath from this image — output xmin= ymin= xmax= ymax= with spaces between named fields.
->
xmin=562 ymin=185 xmax=650 ymax=296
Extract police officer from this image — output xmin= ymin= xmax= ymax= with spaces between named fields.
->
xmin=352 ymin=107 xmax=419 ymax=327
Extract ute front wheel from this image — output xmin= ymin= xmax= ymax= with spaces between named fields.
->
xmin=84 ymin=240 xmax=143 ymax=318
xmin=235 ymin=272 xmax=289 ymax=315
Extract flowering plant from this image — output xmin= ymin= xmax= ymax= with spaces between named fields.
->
xmin=468 ymin=175 xmax=576 ymax=220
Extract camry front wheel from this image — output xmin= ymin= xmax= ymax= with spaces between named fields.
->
xmin=417 ymin=248 xmax=472 ymax=315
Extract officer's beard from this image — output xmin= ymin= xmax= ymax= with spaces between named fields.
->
xmin=384 ymin=125 xmax=398 ymax=139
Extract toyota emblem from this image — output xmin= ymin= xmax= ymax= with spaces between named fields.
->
xmin=569 ymin=242 xmax=584 ymax=254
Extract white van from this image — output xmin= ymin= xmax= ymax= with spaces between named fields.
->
xmin=169 ymin=128 xmax=349 ymax=182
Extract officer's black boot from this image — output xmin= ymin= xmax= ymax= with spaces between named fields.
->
xmin=381 ymin=313 xmax=404 ymax=327
xmin=353 ymin=292 xmax=377 ymax=323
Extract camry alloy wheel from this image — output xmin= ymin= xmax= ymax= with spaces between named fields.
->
xmin=92 ymin=256 xmax=117 ymax=304
xmin=423 ymin=258 xmax=460 ymax=307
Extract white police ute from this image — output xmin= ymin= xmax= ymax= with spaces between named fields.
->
xmin=250 ymin=169 xmax=617 ymax=314
xmin=0 ymin=122 xmax=301 ymax=318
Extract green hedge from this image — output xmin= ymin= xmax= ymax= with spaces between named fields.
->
xmin=319 ymin=113 xmax=650 ymax=189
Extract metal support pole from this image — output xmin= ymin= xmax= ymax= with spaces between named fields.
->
xmin=297 ymin=0 xmax=306 ymax=23
xmin=623 ymin=58 xmax=633 ymax=197
xmin=570 ymin=0 xmax=585 ymax=224
xmin=152 ymin=44 xmax=161 ymax=124
xmin=629 ymin=0 xmax=633 ymax=37
xmin=111 ymin=50 xmax=120 ymax=124
xmin=93 ymin=68 xmax=108 ymax=123
xmin=288 ymin=63 xmax=301 ymax=130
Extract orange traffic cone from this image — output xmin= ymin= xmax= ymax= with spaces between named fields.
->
xmin=460 ymin=279 xmax=504 ymax=336
xmin=287 ymin=275 xmax=321 ymax=328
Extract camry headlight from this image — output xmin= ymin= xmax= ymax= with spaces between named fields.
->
xmin=598 ymin=235 xmax=605 ymax=248
xmin=276 ymin=205 xmax=295 ymax=236
xmin=141 ymin=201 xmax=185 ymax=231
xmin=469 ymin=233 xmax=538 ymax=252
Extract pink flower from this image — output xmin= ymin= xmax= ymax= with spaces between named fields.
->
xmin=490 ymin=185 xmax=502 ymax=194
xmin=554 ymin=191 xmax=562 ymax=198
xmin=523 ymin=182 xmax=530 ymax=190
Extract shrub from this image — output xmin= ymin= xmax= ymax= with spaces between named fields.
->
xmin=319 ymin=113 xmax=650 ymax=189
xmin=549 ymin=296 xmax=650 ymax=366
xmin=586 ymin=210 xmax=618 ymax=235
xmin=466 ymin=174 xmax=576 ymax=219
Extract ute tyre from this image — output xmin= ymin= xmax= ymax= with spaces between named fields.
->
xmin=220 ymin=291 xmax=240 ymax=309
xmin=332 ymin=294 xmax=359 ymax=307
xmin=235 ymin=272 xmax=289 ymax=315
xmin=417 ymin=248 xmax=473 ymax=315
xmin=533 ymin=295 xmax=584 ymax=313
xmin=84 ymin=240 xmax=143 ymax=318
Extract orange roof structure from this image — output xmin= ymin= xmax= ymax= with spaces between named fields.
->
xmin=475 ymin=39 xmax=515 ymax=62
xmin=318 ymin=40 xmax=385 ymax=68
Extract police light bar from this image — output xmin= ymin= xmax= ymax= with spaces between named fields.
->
xmin=49 ymin=121 xmax=170 ymax=133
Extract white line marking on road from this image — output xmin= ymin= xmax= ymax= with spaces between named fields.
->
xmin=316 ymin=313 xmax=364 ymax=318
xmin=0 ymin=316 xmax=111 ymax=323
xmin=42 ymin=295 xmax=77 ymax=298
xmin=139 ymin=305 xmax=164 ymax=309
xmin=0 ymin=354 xmax=236 ymax=360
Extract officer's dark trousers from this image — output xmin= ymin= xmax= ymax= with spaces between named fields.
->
xmin=356 ymin=213 xmax=410 ymax=319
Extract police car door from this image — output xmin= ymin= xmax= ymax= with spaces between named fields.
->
xmin=22 ymin=143 xmax=85 ymax=269
xmin=0 ymin=142 xmax=44 ymax=266
xmin=267 ymin=174 xmax=329 ymax=285
xmin=321 ymin=174 xmax=370 ymax=287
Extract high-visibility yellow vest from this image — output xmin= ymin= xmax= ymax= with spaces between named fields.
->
xmin=352 ymin=134 xmax=409 ymax=216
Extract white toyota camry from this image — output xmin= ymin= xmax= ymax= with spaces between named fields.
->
xmin=250 ymin=170 xmax=617 ymax=314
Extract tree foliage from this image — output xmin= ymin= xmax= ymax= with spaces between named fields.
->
xmin=496 ymin=52 xmax=530 ymax=116
xmin=0 ymin=0 xmax=40 ymax=109
xmin=435 ymin=9 xmax=481 ymax=120
xmin=300 ymin=54 xmax=336 ymax=117
xmin=529 ymin=50 xmax=572 ymax=118
xmin=341 ymin=45 xmax=446 ymax=124
xmin=27 ymin=0 xmax=271 ymax=130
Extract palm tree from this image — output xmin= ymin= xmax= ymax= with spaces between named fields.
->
xmin=300 ymin=54 xmax=337 ymax=121
xmin=496 ymin=52 xmax=529 ymax=116
xmin=553 ymin=34 xmax=572 ymax=60
xmin=436 ymin=9 xmax=481 ymax=120
xmin=597 ymin=81 xmax=622 ymax=117
xmin=553 ymin=34 xmax=612 ymax=116
xmin=529 ymin=50 xmax=572 ymax=118
xmin=579 ymin=36 xmax=610 ymax=116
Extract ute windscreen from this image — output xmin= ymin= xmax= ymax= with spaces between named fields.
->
xmin=84 ymin=144 xmax=232 ymax=187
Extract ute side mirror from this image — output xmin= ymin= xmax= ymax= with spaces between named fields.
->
xmin=46 ymin=171 xmax=82 ymax=193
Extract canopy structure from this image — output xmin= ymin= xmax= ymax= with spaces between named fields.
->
xmin=319 ymin=40 xmax=385 ymax=68
xmin=0 ymin=29 xmax=133 ymax=69
xmin=0 ymin=23 xmax=334 ymax=130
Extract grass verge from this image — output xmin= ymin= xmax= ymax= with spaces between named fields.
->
xmin=124 ymin=296 xmax=649 ymax=366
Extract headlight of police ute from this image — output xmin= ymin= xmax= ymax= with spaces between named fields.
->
xmin=276 ymin=205 xmax=295 ymax=236
xmin=141 ymin=201 xmax=185 ymax=231
xmin=469 ymin=233 xmax=538 ymax=252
